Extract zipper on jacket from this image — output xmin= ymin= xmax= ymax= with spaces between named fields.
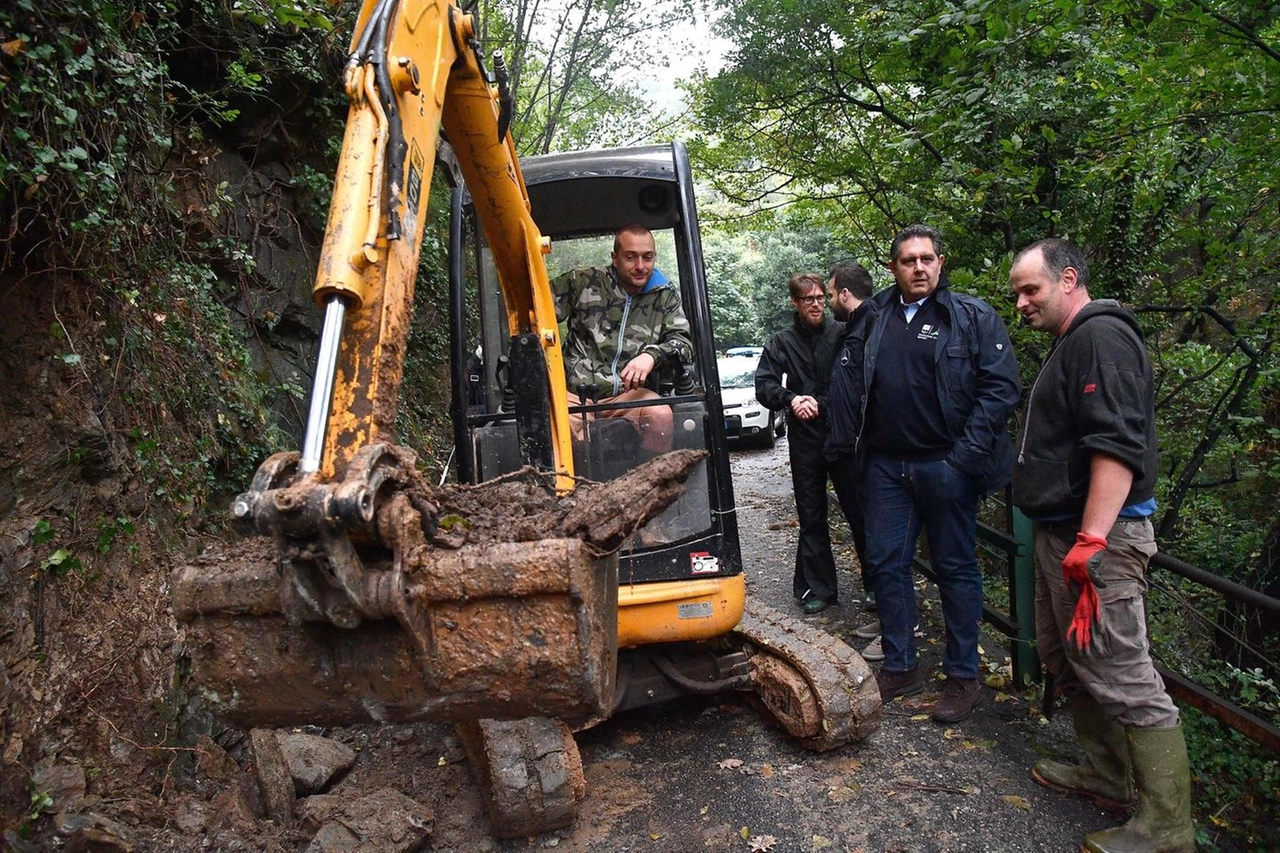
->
xmin=609 ymin=294 xmax=634 ymax=396
xmin=1017 ymin=340 xmax=1062 ymax=464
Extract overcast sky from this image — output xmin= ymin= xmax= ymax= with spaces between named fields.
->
xmin=630 ymin=7 xmax=732 ymax=113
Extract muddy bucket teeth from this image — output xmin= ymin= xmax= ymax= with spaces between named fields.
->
xmin=732 ymin=599 xmax=882 ymax=750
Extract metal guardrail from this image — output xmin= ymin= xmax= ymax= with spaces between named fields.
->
xmin=1147 ymin=552 xmax=1280 ymax=754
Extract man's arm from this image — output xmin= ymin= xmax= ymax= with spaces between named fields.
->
xmin=754 ymin=337 xmax=793 ymax=410
xmin=1081 ymin=453 xmax=1133 ymax=538
xmin=638 ymin=287 xmax=694 ymax=369
xmin=948 ymin=302 xmax=1023 ymax=473
xmin=549 ymin=268 xmax=579 ymax=324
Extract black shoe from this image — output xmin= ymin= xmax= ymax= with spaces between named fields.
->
xmin=931 ymin=677 xmax=981 ymax=723
xmin=802 ymin=597 xmax=834 ymax=615
xmin=875 ymin=666 xmax=926 ymax=700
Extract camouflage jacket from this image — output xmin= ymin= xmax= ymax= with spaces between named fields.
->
xmin=551 ymin=264 xmax=693 ymax=399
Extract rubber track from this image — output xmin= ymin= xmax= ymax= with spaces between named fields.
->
xmin=456 ymin=717 xmax=585 ymax=839
xmin=733 ymin=598 xmax=883 ymax=750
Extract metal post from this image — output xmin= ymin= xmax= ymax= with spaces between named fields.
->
xmin=300 ymin=297 xmax=347 ymax=475
xmin=1011 ymin=506 xmax=1041 ymax=686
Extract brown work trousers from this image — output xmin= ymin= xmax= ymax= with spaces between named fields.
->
xmin=1034 ymin=518 xmax=1180 ymax=728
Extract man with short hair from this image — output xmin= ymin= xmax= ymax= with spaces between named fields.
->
xmin=552 ymin=226 xmax=693 ymax=452
xmin=826 ymin=224 xmax=1021 ymax=723
xmin=825 ymin=262 xmax=875 ymax=613
xmin=1010 ymin=238 xmax=1193 ymax=853
xmin=756 ymin=270 xmax=867 ymax=614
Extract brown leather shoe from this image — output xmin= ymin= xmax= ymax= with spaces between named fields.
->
xmin=875 ymin=666 xmax=925 ymax=700
xmin=932 ymin=677 xmax=980 ymax=723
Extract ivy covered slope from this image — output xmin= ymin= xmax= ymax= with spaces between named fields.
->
xmin=0 ymin=0 xmax=401 ymax=836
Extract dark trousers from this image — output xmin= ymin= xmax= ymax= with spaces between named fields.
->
xmin=862 ymin=454 xmax=982 ymax=678
xmin=790 ymin=441 xmax=868 ymax=603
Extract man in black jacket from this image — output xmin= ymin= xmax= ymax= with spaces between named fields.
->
xmin=756 ymin=270 xmax=870 ymax=615
xmin=825 ymin=224 xmax=1021 ymax=723
xmin=1010 ymin=238 xmax=1192 ymax=853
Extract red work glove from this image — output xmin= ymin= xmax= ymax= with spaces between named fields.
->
xmin=1062 ymin=533 xmax=1108 ymax=651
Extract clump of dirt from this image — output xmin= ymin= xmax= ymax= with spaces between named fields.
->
xmin=417 ymin=448 xmax=707 ymax=554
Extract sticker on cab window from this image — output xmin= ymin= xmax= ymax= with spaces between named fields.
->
xmin=690 ymin=552 xmax=719 ymax=574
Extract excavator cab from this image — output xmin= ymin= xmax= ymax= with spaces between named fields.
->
xmin=448 ymin=143 xmax=746 ymax=648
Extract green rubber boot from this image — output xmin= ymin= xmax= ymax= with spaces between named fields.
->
xmin=1083 ymin=723 xmax=1195 ymax=853
xmin=1033 ymin=694 xmax=1134 ymax=813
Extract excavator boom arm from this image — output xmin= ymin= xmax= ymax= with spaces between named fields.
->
xmin=174 ymin=0 xmax=623 ymax=731
xmin=312 ymin=0 xmax=572 ymax=487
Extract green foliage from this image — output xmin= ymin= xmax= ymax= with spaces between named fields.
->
xmin=96 ymin=515 xmax=136 ymax=555
xmin=397 ymin=181 xmax=455 ymax=477
xmin=1183 ymin=703 xmax=1280 ymax=852
xmin=20 ymin=783 xmax=54 ymax=839
xmin=40 ymin=547 xmax=82 ymax=578
xmin=475 ymin=0 xmax=695 ymax=153
xmin=1 ymin=0 xmax=344 ymax=529
xmin=701 ymin=217 xmax=860 ymax=347
xmin=32 ymin=519 xmax=55 ymax=547
xmin=692 ymin=0 xmax=1280 ymax=557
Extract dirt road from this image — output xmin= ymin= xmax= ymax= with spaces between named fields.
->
xmin=323 ymin=437 xmax=1115 ymax=852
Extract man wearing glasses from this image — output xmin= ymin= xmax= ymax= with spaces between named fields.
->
xmin=552 ymin=226 xmax=693 ymax=452
xmin=756 ymin=272 xmax=864 ymax=616
xmin=826 ymin=224 xmax=1021 ymax=723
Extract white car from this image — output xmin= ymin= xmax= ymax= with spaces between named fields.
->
xmin=717 ymin=358 xmax=785 ymax=448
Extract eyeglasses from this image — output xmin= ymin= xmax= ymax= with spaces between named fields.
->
xmin=796 ymin=295 xmax=825 ymax=305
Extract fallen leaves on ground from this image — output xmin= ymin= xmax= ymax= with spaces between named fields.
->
xmin=718 ymin=758 xmax=744 ymax=770
xmin=748 ymin=834 xmax=777 ymax=851
xmin=1004 ymin=794 xmax=1033 ymax=811
xmin=826 ymin=784 xmax=858 ymax=803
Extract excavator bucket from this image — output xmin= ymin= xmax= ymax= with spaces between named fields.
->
xmin=174 ymin=536 xmax=618 ymax=729
xmin=172 ymin=445 xmax=620 ymax=729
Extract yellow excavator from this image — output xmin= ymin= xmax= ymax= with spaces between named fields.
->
xmin=173 ymin=0 xmax=880 ymax=838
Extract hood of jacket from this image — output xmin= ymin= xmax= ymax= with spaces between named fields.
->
xmin=1064 ymin=298 xmax=1144 ymax=340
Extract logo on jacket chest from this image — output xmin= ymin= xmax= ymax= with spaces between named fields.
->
xmin=916 ymin=323 xmax=940 ymax=342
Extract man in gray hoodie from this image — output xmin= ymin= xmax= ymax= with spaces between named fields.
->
xmin=1010 ymin=238 xmax=1192 ymax=853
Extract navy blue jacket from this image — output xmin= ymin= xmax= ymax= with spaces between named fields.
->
xmin=825 ymin=280 xmax=1022 ymax=494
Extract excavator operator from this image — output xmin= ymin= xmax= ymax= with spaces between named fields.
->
xmin=552 ymin=226 xmax=694 ymax=452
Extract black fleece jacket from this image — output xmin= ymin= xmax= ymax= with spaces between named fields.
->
xmin=1012 ymin=299 xmax=1158 ymax=519
xmin=755 ymin=313 xmax=845 ymax=449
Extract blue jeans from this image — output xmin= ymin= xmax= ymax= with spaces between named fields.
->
xmin=862 ymin=454 xmax=983 ymax=679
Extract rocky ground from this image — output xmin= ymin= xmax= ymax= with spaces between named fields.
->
xmin=7 ymin=434 xmax=1131 ymax=853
